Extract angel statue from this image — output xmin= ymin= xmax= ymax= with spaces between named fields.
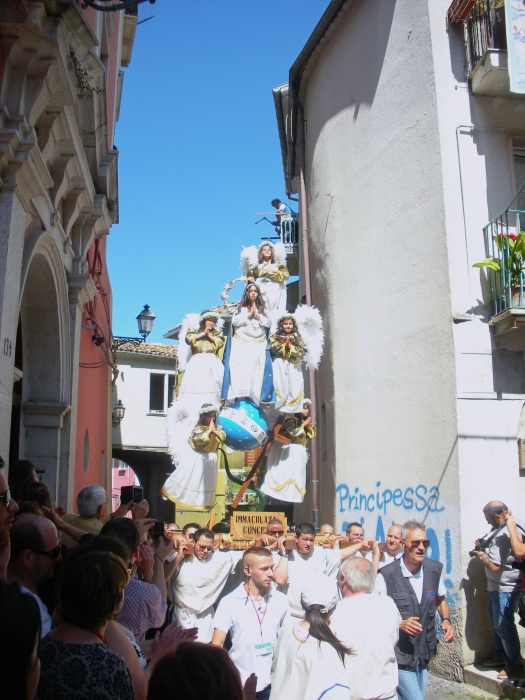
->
xmin=177 ymin=310 xmax=225 ymax=410
xmin=162 ymin=404 xmax=226 ymax=510
xmin=270 ymin=305 xmax=324 ymax=413
xmin=221 ymin=283 xmax=275 ymax=405
xmin=261 ymin=398 xmax=316 ymax=503
xmin=241 ymin=240 xmax=289 ymax=312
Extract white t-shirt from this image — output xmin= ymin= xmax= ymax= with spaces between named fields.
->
xmin=331 ymin=594 xmax=401 ymax=700
xmin=278 ymin=547 xmax=341 ymax=611
xmin=374 ymin=558 xmax=446 ymax=603
xmin=21 ymin=586 xmax=53 ymax=636
xmin=378 ymin=551 xmax=403 ymax=569
xmin=214 ymin=583 xmax=290 ymax=691
xmin=169 ymin=550 xmax=243 ymax=613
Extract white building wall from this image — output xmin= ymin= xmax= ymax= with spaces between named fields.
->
xmin=290 ymin=0 xmax=525 ymax=674
xmin=112 ymin=353 xmax=176 ymax=450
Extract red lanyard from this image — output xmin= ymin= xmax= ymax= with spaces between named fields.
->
xmin=91 ymin=629 xmax=108 ymax=647
xmin=245 ymin=585 xmax=268 ymax=636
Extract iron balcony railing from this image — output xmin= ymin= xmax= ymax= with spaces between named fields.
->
xmin=464 ymin=0 xmax=507 ymax=74
xmin=280 ymin=213 xmax=299 ymax=255
xmin=481 ymin=180 xmax=525 ymax=318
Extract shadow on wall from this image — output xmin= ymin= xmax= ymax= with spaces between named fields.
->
xmin=305 ymin=0 xmax=396 ymax=155
xmin=461 ymin=557 xmax=495 ymax=661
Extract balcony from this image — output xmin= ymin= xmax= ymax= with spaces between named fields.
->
xmin=463 ymin=0 xmax=513 ymax=97
xmin=478 ymin=181 xmax=525 ymax=335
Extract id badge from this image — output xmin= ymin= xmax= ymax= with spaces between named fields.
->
xmin=255 ymin=642 xmax=272 ymax=656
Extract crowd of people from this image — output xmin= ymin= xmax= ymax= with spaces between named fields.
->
xmin=4 ymin=459 xmax=524 ymax=699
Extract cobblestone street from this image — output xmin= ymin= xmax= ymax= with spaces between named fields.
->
xmin=427 ymin=674 xmax=495 ymax=700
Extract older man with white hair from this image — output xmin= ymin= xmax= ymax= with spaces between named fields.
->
xmin=331 ymin=557 xmax=401 ymax=700
xmin=62 ymin=484 xmax=148 ymax=547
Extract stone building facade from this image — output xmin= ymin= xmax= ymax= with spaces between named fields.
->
xmin=0 ymin=1 xmax=137 ymax=509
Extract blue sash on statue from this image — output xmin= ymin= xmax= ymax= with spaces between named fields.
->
xmin=220 ymin=322 xmax=232 ymax=401
xmin=220 ymin=319 xmax=275 ymax=404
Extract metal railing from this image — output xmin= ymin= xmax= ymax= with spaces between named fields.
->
xmin=482 ymin=180 xmax=525 ymax=318
xmin=464 ymin=0 xmax=507 ymax=74
xmin=280 ymin=213 xmax=299 ymax=255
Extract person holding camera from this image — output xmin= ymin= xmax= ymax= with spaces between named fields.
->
xmin=472 ymin=501 xmax=524 ymax=680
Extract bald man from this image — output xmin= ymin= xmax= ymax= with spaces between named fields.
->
xmin=213 ymin=547 xmax=290 ymax=699
xmin=378 ymin=524 xmax=403 ymax=568
xmin=7 ymin=513 xmax=62 ymax=635
xmin=472 ymin=501 xmax=524 ymax=680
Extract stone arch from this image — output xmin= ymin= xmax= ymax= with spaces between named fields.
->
xmin=16 ymin=232 xmax=71 ymax=501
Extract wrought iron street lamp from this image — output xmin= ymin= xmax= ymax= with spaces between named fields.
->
xmin=81 ymin=0 xmax=155 ymax=12
xmin=112 ymin=399 xmax=126 ymax=427
xmin=112 ymin=304 xmax=156 ymax=351
xmin=137 ymin=304 xmax=156 ymax=340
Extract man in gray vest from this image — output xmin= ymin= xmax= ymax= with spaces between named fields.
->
xmin=375 ymin=520 xmax=454 ymax=700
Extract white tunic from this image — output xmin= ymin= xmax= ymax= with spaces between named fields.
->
xmin=162 ymin=449 xmax=218 ymax=509
xmin=330 ymin=594 xmax=401 ymax=700
xmin=269 ymin=623 xmax=350 ymax=700
xmin=255 ymin=269 xmax=287 ymax=313
xmin=169 ymin=551 xmax=243 ymax=642
xmin=179 ymin=352 xmax=224 ymax=409
xmin=227 ymin=307 xmax=271 ymax=403
xmin=272 ymin=357 xmax=304 ymax=413
xmin=278 ymin=547 xmax=341 ymax=612
xmin=261 ymin=442 xmax=307 ymax=503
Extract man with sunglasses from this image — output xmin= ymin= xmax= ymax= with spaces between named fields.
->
xmin=256 ymin=518 xmax=286 ymax=552
xmin=375 ymin=520 xmax=454 ymax=700
xmin=168 ymin=527 xmax=243 ymax=642
xmin=0 ymin=460 xmax=19 ymax=580
xmin=7 ymin=513 xmax=62 ymax=635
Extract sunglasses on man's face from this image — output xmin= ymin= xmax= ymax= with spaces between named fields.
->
xmin=31 ymin=543 xmax=64 ymax=559
xmin=0 ymin=489 xmax=12 ymax=508
xmin=196 ymin=544 xmax=213 ymax=553
xmin=405 ymin=539 xmax=430 ymax=549
xmin=268 ymin=530 xmax=284 ymax=536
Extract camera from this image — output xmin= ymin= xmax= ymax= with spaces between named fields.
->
xmin=120 ymin=485 xmax=144 ymax=505
xmin=511 ymin=560 xmax=525 ymax=573
xmin=469 ymin=540 xmax=488 ymax=557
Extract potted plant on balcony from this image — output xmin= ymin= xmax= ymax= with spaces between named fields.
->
xmin=474 ymin=231 xmax=525 ymax=308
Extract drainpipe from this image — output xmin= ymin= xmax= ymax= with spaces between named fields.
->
xmin=297 ymin=100 xmax=319 ymax=532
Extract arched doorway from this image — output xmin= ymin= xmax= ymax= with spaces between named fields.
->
xmin=14 ymin=249 xmax=69 ymax=503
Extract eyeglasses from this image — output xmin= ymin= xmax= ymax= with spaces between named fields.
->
xmin=405 ymin=539 xmax=430 ymax=549
xmin=31 ymin=543 xmax=64 ymax=559
xmin=268 ymin=530 xmax=284 ymax=536
xmin=0 ymin=490 xmax=12 ymax=508
xmin=196 ymin=544 xmax=213 ymax=552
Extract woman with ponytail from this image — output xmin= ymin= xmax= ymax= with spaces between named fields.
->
xmin=269 ymin=575 xmax=351 ymax=700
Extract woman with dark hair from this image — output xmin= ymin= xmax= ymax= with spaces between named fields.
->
xmin=224 ymin=283 xmax=272 ymax=404
xmin=269 ymin=574 xmax=350 ymax=700
xmin=269 ymin=314 xmax=305 ymax=414
xmin=0 ymin=579 xmax=41 ymax=700
xmin=162 ymin=404 xmax=226 ymax=510
xmin=146 ymin=641 xmax=255 ymax=700
xmin=36 ymin=550 xmax=134 ymax=700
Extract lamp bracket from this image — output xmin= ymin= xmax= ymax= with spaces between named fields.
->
xmin=81 ymin=0 xmax=155 ymax=12
xmin=112 ymin=336 xmax=145 ymax=352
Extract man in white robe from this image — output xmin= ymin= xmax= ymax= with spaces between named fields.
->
xmin=168 ymin=528 xmax=243 ymax=642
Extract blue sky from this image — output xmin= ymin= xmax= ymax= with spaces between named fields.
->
xmin=108 ymin=0 xmax=327 ymax=343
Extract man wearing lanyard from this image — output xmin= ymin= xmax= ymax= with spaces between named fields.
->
xmin=212 ymin=546 xmax=290 ymax=700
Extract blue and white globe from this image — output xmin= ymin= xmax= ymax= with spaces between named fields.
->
xmin=218 ymin=399 xmax=269 ymax=452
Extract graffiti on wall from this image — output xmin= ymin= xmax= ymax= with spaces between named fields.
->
xmin=336 ymin=480 xmax=458 ymax=607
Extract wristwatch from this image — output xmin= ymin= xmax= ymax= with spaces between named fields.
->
xmin=279 ymin=551 xmax=289 ymax=558
xmin=442 ymin=617 xmax=451 ymax=623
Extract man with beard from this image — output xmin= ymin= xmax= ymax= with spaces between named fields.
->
xmin=7 ymin=513 xmax=62 ymax=635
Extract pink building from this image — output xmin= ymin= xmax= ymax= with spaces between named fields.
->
xmin=112 ymin=459 xmax=140 ymax=513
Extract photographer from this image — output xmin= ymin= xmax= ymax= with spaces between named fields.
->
xmin=472 ymin=501 xmax=524 ymax=680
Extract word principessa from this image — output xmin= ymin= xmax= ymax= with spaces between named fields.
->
xmin=336 ymin=481 xmax=445 ymax=515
